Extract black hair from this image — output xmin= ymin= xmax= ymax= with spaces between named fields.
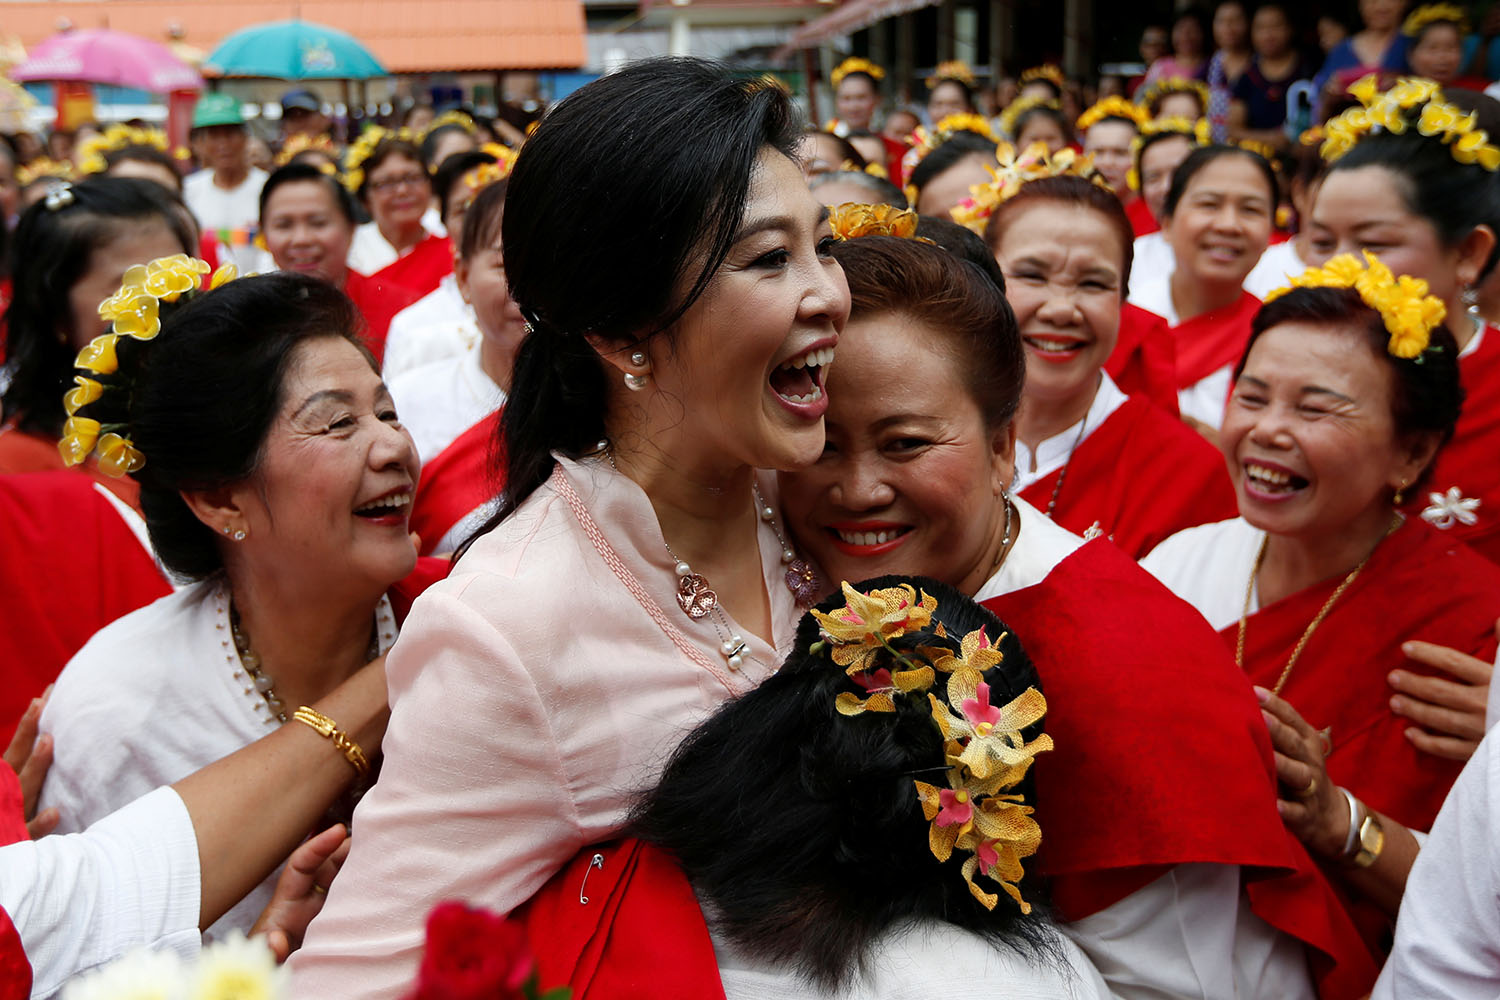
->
xmin=474 ymin=58 xmax=801 ymax=541
xmin=802 ymin=128 xmax=867 ymax=170
xmin=985 ymin=174 xmax=1136 ymax=292
xmin=929 ymin=76 xmax=977 ymax=113
xmin=908 ymin=131 xmax=998 ymax=200
xmin=458 ymin=179 xmax=508 ymax=260
xmin=1131 ymin=129 xmax=1196 ymax=194
xmin=916 ymin=215 xmax=1010 ymax=295
xmin=835 ymin=70 xmax=881 ymax=92
xmin=78 ymin=274 xmax=365 ymax=579
xmin=258 ymin=162 xmax=358 ymax=226
xmin=1238 ymin=287 xmax=1463 ymax=490
xmin=631 ymin=575 xmax=1060 ymax=991
xmin=1162 ymin=144 xmax=1277 ymax=219
xmin=1328 ymin=91 xmax=1500 ymax=279
xmin=1 ymin=177 xmax=195 ymax=438
xmin=419 ymin=123 xmax=476 ymax=172
xmin=103 ymin=146 xmax=182 ymax=192
xmin=432 ymin=150 xmax=497 ymax=226
xmin=354 ymin=136 xmax=426 ymax=202
xmin=808 ymin=169 xmax=908 ymax=207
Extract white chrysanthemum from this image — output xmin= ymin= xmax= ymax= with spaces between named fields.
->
xmin=62 ymin=947 xmax=186 ymax=1000
xmin=189 ymin=932 xmax=286 ymax=1000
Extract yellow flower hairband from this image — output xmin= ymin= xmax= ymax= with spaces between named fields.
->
xmin=929 ymin=60 xmax=977 ymax=89
xmin=810 ymin=582 xmax=1052 ymax=913
xmin=342 ymin=125 xmax=416 ymax=193
xmin=837 ymin=158 xmax=891 ymax=180
xmin=998 ymin=96 xmax=1061 ymax=139
xmin=420 ymin=109 xmax=477 ymax=142
xmin=16 ymin=157 xmax=74 ymax=187
xmin=77 ymin=123 xmax=170 ymax=175
xmin=460 ymin=143 xmax=519 ymax=207
xmin=951 ymin=141 xmax=1107 ymax=234
xmin=1020 ymin=63 xmax=1066 ymax=89
xmin=1263 ymin=250 xmax=1447 ymax=359
xmin=900 ymin=114 xmax=998 ymax=176
xmin=59 ymin=254 xmax=239 ymax=476
xmin=1140 ymin=76 xmax=1212 ymax=115
xmin=1403 ymin=2 xmax=1468 ymax=36
xmin=1126 ymin=116 xmax=1212 ymax=190
xmin=1322 ymin=74 xmax=1500 ymax=169
xmin=1077 ymin=95 xmax=1149 ymax=132
xmin=275 ymin=133 xmax=341 ymax=169
xmin=827 ymin=202 xmax=927 ymax=241
xmin=832 ymin=57 xmax=886 ymax=87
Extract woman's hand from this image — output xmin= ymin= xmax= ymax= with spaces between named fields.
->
xmin=1388 ymin=623 xmax=1496 ymax=762
xmin=3 ymin=689 xmax=59 ymax=839
xmin=1256 ymin=686 xmax=1349 ymax=859
xmin=251 ymin=824 xmax=351 ymax=963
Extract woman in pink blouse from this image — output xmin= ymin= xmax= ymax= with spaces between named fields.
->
xmin=288 ymin=59 xmax=850 ymax=995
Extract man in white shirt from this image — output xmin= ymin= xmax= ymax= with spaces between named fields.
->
xmin=182 ymin=94 xmax=270 ymax=273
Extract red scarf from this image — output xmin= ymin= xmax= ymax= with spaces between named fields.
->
xmin=1171 ymin=289 xmax=1262 ymax=388
xmin=409 ymin=411 xmax=503 ymax=557
xmin=372 ymin=233 xmax=453 ymax=299
xmin=1107 ymin=305 xmax=1180 ymax=415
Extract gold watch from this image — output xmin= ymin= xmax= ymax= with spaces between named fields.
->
xmin=1350 ymin=810 xmax=1385 ymax=868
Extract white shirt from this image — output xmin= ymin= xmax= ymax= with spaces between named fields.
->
xmin=1245 ymin=239 xmax=1306 ymax=300
xmin=1012 ymin=373 xmax=1129 ymax=494
xmin=1374 ymin=727 xmax=1500 ymax=998
xmin=382 ymin=275 xmax=479 ymax=381
xmin=38 ymin=581 xmax=396 ymax=941
xmin=387 ymin=347 xmax=504 ymax=466
xmin=976 ymin=505 xmax=1314 ymax=1000
xmin=4 ymin=786 xmax=199 ymax=999
xmin=1128 ymin=270 xmax=1237 ymax=429
xmin=1141 ymin=517 xmax=1263 ymax=629
xmin=182 ymin=167 xmax=271 ymax=274
xmin=717 ymin=919 xmax=1111 ymax=999
xmin=346 ymin=207 xmax=446 ymax=277
xmin=1128 ymin=233 xmax=1176 ymax=307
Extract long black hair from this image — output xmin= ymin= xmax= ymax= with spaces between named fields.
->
xmin=631 ymin=575 xmax=1061 ymax=990
xmin=472 ymin=58 xmax=800 ymax=544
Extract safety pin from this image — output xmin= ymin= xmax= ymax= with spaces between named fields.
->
xmin=579 ymin=853 xmax=605 ymax=904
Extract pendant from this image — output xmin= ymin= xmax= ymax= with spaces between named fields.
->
xmin=676 ymin=573 xmax=719 ymax=619
xmin=784 ymin=558 xmax=821 ymax=609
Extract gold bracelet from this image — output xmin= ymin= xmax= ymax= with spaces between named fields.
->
xmin=292 ymin=706 xmax=370 ymax=779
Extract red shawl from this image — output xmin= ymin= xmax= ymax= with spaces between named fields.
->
xmin=0 ymin=471 xmax=170 ymax=747
xmin=372 ymin=233 xmax=453 ymax=299
xmin=1124 ymin=195 xmax=1159 ymax=237
xmin=409 ymin=410 xmax=503 ymax=557
xmin=0 ymin=761 xmax=27 ymax=996
xmin=1107 ymin=305 xmax=1180 ymax=415
xmin=1400 ymin=324 xmax=1500 ymax=564
xmin=345 ymin=270 xmax=423 ymax=364
xmin=982 ymin=540 xmax=1380 ymax=999
xmin=0 ymin=428 xmax=141 ymax=511
xmin=1171 ymin=289 xmax=1261 ymax=389
xmin=1019 ymin=395 xmax=1237 ymax=559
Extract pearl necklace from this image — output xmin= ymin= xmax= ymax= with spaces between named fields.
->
xmin=226 ymin=598 xmax=386 ymax=723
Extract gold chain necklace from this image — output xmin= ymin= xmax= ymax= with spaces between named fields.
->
xmin=1235 ymin=515 xmax=1401 ymax=694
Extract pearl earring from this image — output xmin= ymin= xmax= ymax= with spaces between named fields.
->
xmin=625 ymin=349 xmax=650 ymax=391
xmin=233 ymin=530 xmax=247 ymax=541
xmin=630 ymin=351 xmax=647 ymax=367
xmin=624 ymin=372 xmax=648 ymax=391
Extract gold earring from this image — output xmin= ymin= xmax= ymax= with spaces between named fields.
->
xmin=1394 ymin=479 xmax=1408 ymax=506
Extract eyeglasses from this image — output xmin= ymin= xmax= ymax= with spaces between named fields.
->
xmin=368 ymin=172 xmax=428 ymax=193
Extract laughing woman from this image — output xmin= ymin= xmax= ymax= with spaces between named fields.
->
xmin=288 ymin=59 xmax=849 ymax=997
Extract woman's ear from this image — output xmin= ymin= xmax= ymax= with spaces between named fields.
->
xmin=1396 ymin=432 xmax=1443 ymax=495
xmin=179 ymin=486 xmax=248 ymax=541
xmin=1457 ymin=225 xmax=1497 ymax=292
xmin=584 ymin=334 xmax=649 ymax=379
xmin=453 ymin=255 xmax=472 ymax=305
xmin=990 ymin=421 xmax=1017 ymax=498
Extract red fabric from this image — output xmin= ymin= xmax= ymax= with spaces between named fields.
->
xmin=1124 ymin=195 xmax=1158 ymax=237
xmin=345 ymin=270 xmax=423 ymax=364
xmin=0 ymin=471 xmax=171 ymax=747
xmin=0 ymin=427 xmax=142 ymax=511
xmin=880 ymin=134 xmax=909 ymax=186
xmin=0 ymin=766 xmax=26 ymax=846
xmin=982 ymin=541 xmax=1380 ymax=999
xmin=195 ymin=232 xmax=221 ymax=272
xmin=514 ymin=838 xmax=726 ymax=1000
xmin=1400 ymin=324 xmax=1500 ymax=564
xmin=409 ymin=411 xmax=503 ymax=556
xmin=1108 ymin=304 xmax=1180 ymax=414
xmin=0 ymin=906 xmax=28 ymax=1000
xmin=1170 ymin=289 xmax=1261 ymax=389
xmin=389 ymin=556 xmax=452 ymax=624
xmin=372 ymin=233 xmax=453 ymax=299
xmin=1018 ymin=395 xmax=1237 ymax=559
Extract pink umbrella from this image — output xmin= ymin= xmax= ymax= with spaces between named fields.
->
xmin=12 ymin=29 xmax=203 ymax=93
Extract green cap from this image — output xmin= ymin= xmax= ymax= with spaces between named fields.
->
xmin=192 ymin=93 xmax=244 ymax=129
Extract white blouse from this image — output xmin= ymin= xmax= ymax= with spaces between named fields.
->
xmin=381 ymin=275 xmax=480 ymax=382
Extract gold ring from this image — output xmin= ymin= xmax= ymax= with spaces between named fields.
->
xmin=1295 ymin=775 xmax=1318 ymax=799
xmin=312 ymin=883 xmax=327 ymax=895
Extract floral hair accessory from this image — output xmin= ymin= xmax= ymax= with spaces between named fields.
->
xmin=901 ymin=114 xmax=998 ymax=175
xmin=420 ymin=109 xmax=477 ymax=141
xmin=1236 ymin=138 xmax=1281 ymax=167
xmin=59 ymin=254 xmax=239 ymax=475
xmin=951 ymin=141 xmax=1107 ymax=234
xmin=811 ymin=581 xmax=1053 ymax=912
xmin=1126 ymin=117 xmax=1212 ymax=190
xmin=1077 ymin=95 xmax=1149 ymax=131
xmin=929 ymin=60 xmax=976 ymax=89
xmin=1321 ymin=75 xmax=1500 ymax=169
xmin=832 ymin=57 xmax=886 ymax=87
xmin=1403 ymin=2 xmax=1468 ymax=36
xmin=827 ymin=202 xmax=925 ymax=241
xmin=18 ymin=158 xmax=74 ymax=188
xmin=460 ymin=141 xmax=520 ymax=208
xmin=1139 ymin=77 xmax=1212 ymax=117
xmin=76 ymin=123 xmax=169 ymax=175
xmin=1263 ymin=250 xmax=1447 ymax=359
xmin=275 ymin=132 xmax=341 ymax=169
xmin=1020 ymin=63 xmax=1066 ymax=89
xmin=998 ymin=96 xmax=1060 ymax=139
xmin=343 ymin=125 xmax=416 ymax=193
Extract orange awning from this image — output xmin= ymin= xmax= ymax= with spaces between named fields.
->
xmin=0 ymin=0 xmax=585 ymax=74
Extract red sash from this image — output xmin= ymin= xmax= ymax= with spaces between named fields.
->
xmin=514 ymin=839 xmax=726 ymax=999
xmin=1106 ymin=305 xmax=1180 ymax=415
xmin=409 ymin=411 xmax=504 ymax=556
xmin=982 ymin=540 xmax=1379 ymax=998
xmin=1019 ymin=395 xmax=1237 ymax=559
xmin=373 ymin=233 xmax=453 ymax=299
xmin=0 ymin=907 xmax=27 ymax=1000
xmin=1171 ymin=289 xmax=1262 ymax=389
xmin=1124 ymin=195 xmax=1158 ymax=237
xmin=345 ymin=270 xmax=423 ymax=364
xmin=0 ymin=427 xmax=142 ymax=511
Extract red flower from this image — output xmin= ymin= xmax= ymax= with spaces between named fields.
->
xmin=407 ymin=901 xmax=536 ymax=1000
xmin=936 ymin=788 xmax=973 ymax=828
xmin=852 ymin=668 xmax=894 ymax=692
xmin=962 ymin=682 xmax=1002 ymax=731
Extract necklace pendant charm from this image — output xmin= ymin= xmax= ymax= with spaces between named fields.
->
xmin=676 ymin=573 xmax=719 ymax=618
xmin=784 ymin=558 xmax=821 ymax=609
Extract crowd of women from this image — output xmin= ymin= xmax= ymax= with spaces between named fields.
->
xmin=5 ymin=5 xmax=1500 ymax=996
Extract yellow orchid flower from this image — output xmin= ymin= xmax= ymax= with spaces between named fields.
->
xmin=95 ymin=432 xmax=145 ymax=476
xmin=1348 ymin=74 xmax=1381 ymax=107
xmin=142 ymin=254 xmax=209 ymax=301
xmin=110 ymin=293 xmax=161 ymax=341
xmin=209 ymin=263 xmax=239 ymax=290
xmin=75 ymin=334 xmax=121 ymax=374
xmin=827 ymin=202 xmax=921 ymax=240
xmin=812 ymin=581 xmax=935 ymax=644
xmin=833 ymin=663 xmax=936 ymax=716
xmin=57 ymin=416 xmax=100 ymax=466
xmin=63 ymin=376 xmax=103 ymax=415
xmin=1453 ymin=129 xmax=1500 ymax=169
xmin=1387 ymin=77 xmax=1442 ymax=109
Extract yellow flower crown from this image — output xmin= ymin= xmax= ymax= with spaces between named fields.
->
xmin=77 ymin=124 xmax=170 ymax=175
xmin=832 ymin=57 xmax=886 ymax=87
xmin=1321 ymin=75 xmax=1500 ymax=170
xmin=275 ymin=133 xmax=341 ymax=169
xmin=1020 ymin=63 xmax=1066 ymax=89
xmin=1140 ymin=76 xmax=1212 ymax=115
xmin=1077 ymin=95 xmax=1149 ymax=132
xmin=459 ymin=142 xmax=519 ymax=207
xmin=420 ymin=109 xmax=477 ymax=141
xmin=16 ymin=157 xmax=74 ymax=187
xmin=929 ymin=60 xmax=976 ymax=89
xmin=1403 ymin=2 xmax=1468 ymax=36
xmin=1236 ymin=138 xmax=1281 ymax=166
xmin=827 ymin=202 xmax=925 ymax=240
xmin=837 ymin=158 xmax=890 ymax=180
xmin=59 ymin=254 xmax=239 ymax=476
xmin=998 ymin=96 xmax=1061 ymax=139
xmin=951 ymin=141 xmax=1107 ymax=234
xmin=901 ymin=114 xmax=998 ymax=176
xmin=1126 ymin=116 xmax=1212 ymax=190
xmin=342 ymin=125 xmax=416 ymax=193
xmin=810 ymin=582 xmax=1052 ymax=913
xmin=1263 ymin=251 xmax=1447 ymax=359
